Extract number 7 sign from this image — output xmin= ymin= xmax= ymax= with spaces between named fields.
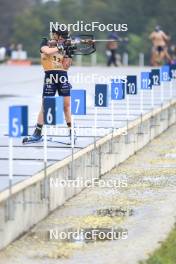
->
xmin=71 ymin=90 xmax=86 ymax=115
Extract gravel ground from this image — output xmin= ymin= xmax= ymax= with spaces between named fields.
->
xmin=0 ymin=123 xmax=176 ymax=264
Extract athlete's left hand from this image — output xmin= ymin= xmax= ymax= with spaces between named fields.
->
xmin=62 ymin=57 xmax=72 ymax=69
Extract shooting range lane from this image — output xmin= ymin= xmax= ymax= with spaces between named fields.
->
xmin=0 ymin=66 xmax=175 ymax=193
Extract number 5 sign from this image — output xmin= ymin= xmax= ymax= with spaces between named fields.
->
xmin=44 ymin=96 xmax=64 ymax=125
xmin=95 ymin=84 xmax=108 ymax=107
xmin=71 ymin=90 xmax=86 ymax=115
xmin=9 ymin=106 xmax=28 ymax=137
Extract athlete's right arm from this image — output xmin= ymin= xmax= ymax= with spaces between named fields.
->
xmin=40 ymin=37 xmax=58 ymax=55
xmin=41 ymin=46 xmax=58 ymax=55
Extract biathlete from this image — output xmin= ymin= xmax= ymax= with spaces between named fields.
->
xmin=23 ymin=26 xmax=75 ymax=144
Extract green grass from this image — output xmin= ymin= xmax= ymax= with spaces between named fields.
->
xmin=140 ymin=225 xmax=176 ymax=264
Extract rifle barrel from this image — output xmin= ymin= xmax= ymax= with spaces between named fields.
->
xmin=93 ymin=39 xmax=120 ymax=42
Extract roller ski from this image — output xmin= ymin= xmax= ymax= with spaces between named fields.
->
xmin=48 ymin=128 xmax=77 ymax=146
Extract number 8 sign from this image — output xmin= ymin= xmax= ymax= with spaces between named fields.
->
xmin=71 ymin=90 xmax=86 ymax=115
xmin=95 ymin=84 xmax=108 ymax=107
xmin=9 ymin=106 xmax=28 ymax=137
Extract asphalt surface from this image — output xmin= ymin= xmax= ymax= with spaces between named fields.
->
xmin=0 ymin=65 xmax=175 ymax=192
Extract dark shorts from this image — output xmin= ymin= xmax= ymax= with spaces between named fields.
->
xmin=43 ymin=70 xmax=72 ymax=97
xmin=156 ymin=46 xmax=165 ymax=53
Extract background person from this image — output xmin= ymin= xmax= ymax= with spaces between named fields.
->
xmin=106 ymin=32 xmax=119 ymax=67
xmin=149 ymin=25 xmax=171 ymax=65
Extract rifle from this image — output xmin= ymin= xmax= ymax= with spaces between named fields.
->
xmin=57 ymin=34 xmax=128 ymax=57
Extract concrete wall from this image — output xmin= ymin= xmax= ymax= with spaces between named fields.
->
xmin=0 ymin=100 xmax=176 ymax=250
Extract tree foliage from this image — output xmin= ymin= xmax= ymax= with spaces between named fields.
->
xmin=0 ymin=0 xmax=175 ymax=63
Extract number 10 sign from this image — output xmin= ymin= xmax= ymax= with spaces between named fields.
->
xmin=127 ymin=76 xmax=137 ymax=94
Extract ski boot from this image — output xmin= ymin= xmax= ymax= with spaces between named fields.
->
xmin=22 ymin=134 xmax=43 ymax=144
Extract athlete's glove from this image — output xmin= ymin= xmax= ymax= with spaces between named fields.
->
xmin=48 ymin=39 xmax=57 ymax=47
xmin=62 ymin=56 xmax=72 ymax=69
xmin=57 ymin=44 xmax=64 ymax=53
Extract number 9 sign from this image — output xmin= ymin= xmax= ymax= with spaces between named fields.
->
xmin=9 ymin=106 xmax=28 ymax=137
xmin=95 ymin=84 xmax=108 ymax=107
xmin=71 ymin=90 xmax=86 ymax=115
xmin=44 ymin=96 xmax=64 ymax=125
xmin=111 ymin=79 xmax=125 ymax=100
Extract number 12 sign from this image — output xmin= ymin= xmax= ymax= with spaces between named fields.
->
xmin=9 ymin=106 xmax=28 ymax=137
xmin=71 ymin=90 xmax=86 ymax=115
xmin=150 ymin=69 xmax=160 ymax=86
